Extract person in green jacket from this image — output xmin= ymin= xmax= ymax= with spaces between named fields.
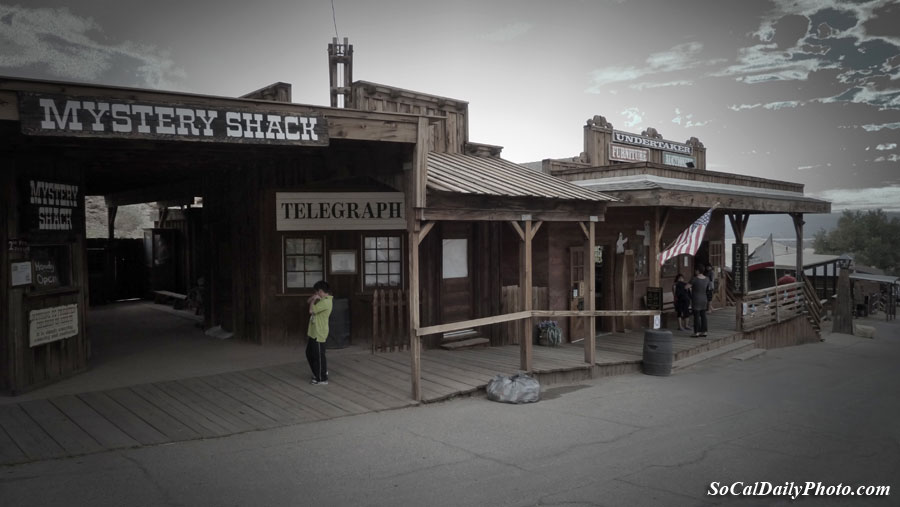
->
xmin=306 ymin=280 xmax=333 ymax=385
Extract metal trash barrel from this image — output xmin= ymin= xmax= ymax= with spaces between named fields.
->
xmin=642 ymin=329 xmax=673 ymax=376
xmin=326 ymin=298 xmax=351 ymax=349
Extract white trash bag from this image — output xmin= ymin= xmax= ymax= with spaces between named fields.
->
xmin=486 ymin=373 xmax=541 ymax=404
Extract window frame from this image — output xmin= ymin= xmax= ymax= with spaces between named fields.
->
xmin=282 ymin=235 xmax=326 ymax=293
xmin=361 ymin=234 xmax=404 ymax=290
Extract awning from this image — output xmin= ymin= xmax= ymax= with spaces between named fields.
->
xmin=850 ymin=273 xmax=900 ymax=284
xmin=427 ymin=153 xmax=616 ymax=202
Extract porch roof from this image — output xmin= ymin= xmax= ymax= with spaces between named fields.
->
xmin=570 ymin=173 xmax=830 ymax=214
xmin=427 ymin=152 xmax=617 ymax=202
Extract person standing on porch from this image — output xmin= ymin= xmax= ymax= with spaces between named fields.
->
xmin=689 ymin=268 xmax=710 ymax=337
xmin=306 ymin=280 xmax=333 ymax=385
xmin=673 ymin=273 xmax=692 ymax=331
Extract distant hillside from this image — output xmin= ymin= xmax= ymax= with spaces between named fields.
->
xmin=726 ymin=212 xmax=900 ymax=241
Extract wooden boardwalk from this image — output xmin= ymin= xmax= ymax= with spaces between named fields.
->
xmin=0 ymin=311 xmax=742 ymax=466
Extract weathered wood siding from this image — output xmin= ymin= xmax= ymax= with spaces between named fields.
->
xmin=3 ymin=154 xmax=89 ymax=394
xmin=742 ymin=315 xmax=819 ymax=349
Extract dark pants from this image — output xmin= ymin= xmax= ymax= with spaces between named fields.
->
xmin=306 ymin=338 xmax=328 ymax=381
xmin=693 ymin=309 xmax=708 ymax=334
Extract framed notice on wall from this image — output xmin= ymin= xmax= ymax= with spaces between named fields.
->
xmin=29 ymin=304 xmax=79 ymax=347
xmin=11 ymin=261 xmax=32 ymax=286
xmin=330 ymin=250 xmax=357 ymax=274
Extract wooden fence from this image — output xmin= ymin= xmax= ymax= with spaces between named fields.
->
xmin=740 ymin=281 xmax=821 ymax=331
xmin=500 ymin=285 xmax=548 ymax=345
xmin=372 ymin=288 xmax=408 ymax=352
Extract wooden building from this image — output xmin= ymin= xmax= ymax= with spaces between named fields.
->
xmin=0 ymin=42 xmax=619 ymax=396
xmin=533 ymin=115 xmax=831 ymax=333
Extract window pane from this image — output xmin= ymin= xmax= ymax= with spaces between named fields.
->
xmin=376 ymin=237 xmax=388 ymax=249
xmin=388 ymin=237 xmax=400 ymax=248
xmin=378 ymin=274 xmax=389 ymax=285
xmin=365 ymin=262 xmax=377 ymax=275
xmin=305 ymin=239 xmax=322 ymax=254
xmin=377 ymin=263 xmax=388 ymax=274
xmin=389 ymin=274 xmax=400 ymax=286
xmin=305 ymin=255 xmax=323 ymax=271
xmin=389 ymin=262 xmax=400 ymax=274
xmin=442 ymin=239 xmax=468 ymax=278
xmin=286 ymin=273 xmax=304 ymax=288
xmin=364 ymin=249 xmax=376 ymax=261
xmin=376 ymin=250 xmax=388 ymax=261
xmin=306 ymin=272 xmax=323 ymax=286
xmin=286 ymin=256 xmax=302 ymax=271
xmin=285 ymin=239 xmax=303 ymax=254
xmin=365 ymin=237 xmax=376 ymax=249
xmin=365 ymin=275 xmax=377 ymax=286
xmin=388 ymin=249 xmax=400 ymax=261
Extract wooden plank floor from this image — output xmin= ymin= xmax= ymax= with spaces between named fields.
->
xmin=0 ymin=310 xmax=744 ymax=466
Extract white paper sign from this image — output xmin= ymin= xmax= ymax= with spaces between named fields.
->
xmin=11 ymin=261 xmax=32 ymax=286
xmin=653 ymin=314 xmax=661 ymax=330
xmin=29 ymin=304 xmax=79 ymax=347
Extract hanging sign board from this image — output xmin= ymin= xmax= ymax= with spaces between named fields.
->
xmin=613 ymin=131 xmax=692 ymax=155
xmin=276 ymin=192 xmax=406 ymax=231
xmin=29 ymin=304 xmax=79 ymax=347
xmin=733 ymin=243 xmax=749 ymax=295
xmin=663 ymin=152 xmax=696 ymax=168
xmin=610 ymin=144 xmax=649 ymax=163
xmin=18 ymin=92 xmax=328 ymax=146
xmin=24 ymin=179 xmax=82 ymax=232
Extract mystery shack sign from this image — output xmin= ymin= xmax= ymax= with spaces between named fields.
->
xmin=25 ymin=179 xmax=82 ymax=232
xmin=18 ymin=92 xmax=328 ymax=146
xmin=276 ymin=192 xmax=405 ymax=231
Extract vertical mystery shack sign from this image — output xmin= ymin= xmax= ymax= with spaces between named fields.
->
xmin=276 ymin=193 xmax=405 ymax=231
xmin=18 ymin=92 xmax=328 ymax=146
xmin=28 ymin=180 xmax=81 ymax=231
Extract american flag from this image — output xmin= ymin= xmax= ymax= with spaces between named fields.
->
xmin=658 ymin=207 xmax=713 ymax=266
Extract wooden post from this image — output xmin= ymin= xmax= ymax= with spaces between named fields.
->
xmin=407 ymin=116 xmax=429 ymax=402
xmin=649 ymin=207 xmax=667 ymax=329
xmin=520 ymin=219 xmax=533 ymax=371
xmin=106 ymin=205 xmax=117 ymax=240
xmin=833 ymin=267 xmax=853 ymax=334
xmin=729 ymin=212 xmax=750 ymax=332
xmin=584 ymin=221 xmax=596 ymax=365
xmin=791 ymin=213 xmax=804 ymax=280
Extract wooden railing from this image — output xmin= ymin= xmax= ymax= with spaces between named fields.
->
xmin=740 ymin=282 xmax=812 ymax=331
xmin=802 ymin=276 xmax=824 ymax=331
xmin=500 ymin=285 xmax=548 ymax=344
xmin=372 ymin=288 xmax=408 ymax=352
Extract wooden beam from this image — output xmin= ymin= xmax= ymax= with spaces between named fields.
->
xmin=422 ymin=208 xmax=602 ymax=223
xmin=532 ymin=310 xmax=660 ymax=317
xmin=416 ymin=311 xmax=532 ymax=337
xmin=508 ymin=221 xmax=525 ymax=241
xmin=649 ymin=208 xmax=661 ymax=288
xmin=107 ymin=205 xmax=117 ymax=240
xmin=584 ymin=221 xmax=596 ymax=365
xmin=417 ymin=221 xmax=435 ymax=245
xmin=530 ymin=221 xmax=543 ymax=240
xmin=521 ymin=220 xmax=533 ymax=372
xmin=605 ymin=190 xmax=830 ymax=214
xmin=408 ymin=227 xmax=421 ymax=401
xmin=413 ymin=116 xmax=429 ymax=208
xmin=579 ymin=222 xmax=589 ymax=239
xmin=105 ymin=181 xmax=201 ymax=207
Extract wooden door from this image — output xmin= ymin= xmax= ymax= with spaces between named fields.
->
xmin=440 ymin=223 xmax=473 ymax=323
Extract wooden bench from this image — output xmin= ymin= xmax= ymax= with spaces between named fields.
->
xmin=153 ymin=290 xmax=188 ymax=307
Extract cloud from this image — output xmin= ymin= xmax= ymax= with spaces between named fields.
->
xmin=797 ymin=164 xmax=820 ymax=170
xmin=587 ymin=42 xmax=705 ymax=91
xmin=816 ymin=185 xmax=900 ymax=211
xmin=874 ymin=154 xmax=900 ymax=162
xmin=671 ymin=107 xmax=709 ymax=128
xmin=0 ymin=5 xmax=185 ymax=89
xmin=482 ymin=21 xmax=533 ymax=42
xmin=876 ymin=143 xmax=898 ymax=150
xmin=862 ymin=122 xmax=900 ymax=131
xmin=620 ymin=107 xmax=644 ymax=128
xmin=629 ymin=80 xmax=692 ymax=91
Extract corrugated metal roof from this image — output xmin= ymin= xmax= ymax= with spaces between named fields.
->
xmin=427 ymin=152 xmax=616 ymax=202
xmin=850 ymin=273 xmax=899 ymax=284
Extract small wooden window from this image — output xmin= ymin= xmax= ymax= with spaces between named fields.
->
xmin=364 ymin=236 xmax=402 ymax=287
xmin=284 ymin=237 xmax=324 ymax=289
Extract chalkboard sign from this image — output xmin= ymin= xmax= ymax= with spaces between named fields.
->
xmin=646 ymin=286 xmax=663 ymax=310
xmin=32 ymin=255 xmax=61 ymax=289
xmin=732 ymin=244 xmax=749 ymax=295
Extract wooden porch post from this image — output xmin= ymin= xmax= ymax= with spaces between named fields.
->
xmin=584 ymin=221 xmax=596 ymax=365
xmin=729 ymin=212 xmax=750 ymax=332
xmin=791 ymin=213 xmax=804 ymax=279
xmin=408 ymin=116 xmax=429 ymax=402
xmin=520 ymin=219 xmax=533 ymax=371
xmin=106 ymin=204 xmax=117 ymax=240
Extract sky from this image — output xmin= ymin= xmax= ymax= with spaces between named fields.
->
xmin=1 ymin=0 xmax=899 ymax=211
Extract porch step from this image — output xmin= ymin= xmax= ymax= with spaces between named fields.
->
xmin=442 ymin=328 xmax=480 ymax=343
xmin=732 ymin=348 xmax=767 ymax=361
xmin=673 ymin=339 xmax=756 ymax=371
xmin=440 ymin=337 xmax=490 ymax=350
